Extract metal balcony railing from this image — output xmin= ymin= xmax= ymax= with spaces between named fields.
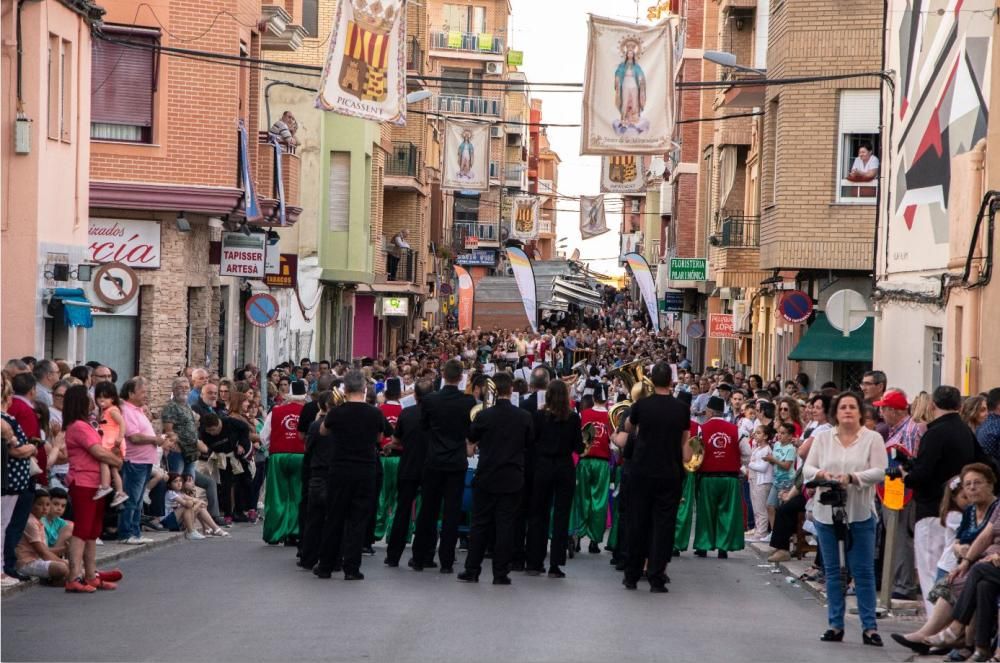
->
xmin=717 ymin=215 xmax=760 ymax=248
xmin=431 ymin=30 xmax=504 ymax=54
xmin=386 ymin=247 xmax=418 ymax=283
xmin=433 ymin=94 xmax=501 ymax=116
xmin=406 ymin=36 xmax=423 ymax=73
xmin=387 ymin=142 xmax=419 ymax=178
xmin=452 ymin=222 xmax=498 ymax=249
xmin=504 ymin=164 xmax=525 ymax=183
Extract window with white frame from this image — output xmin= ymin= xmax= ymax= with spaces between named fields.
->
xmin=328 ymin=152 xmax=351 ymax=232
xmin=837 ymin=90 xmax=880 ymax=203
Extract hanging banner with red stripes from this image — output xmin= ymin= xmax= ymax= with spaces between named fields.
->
xmin=316 ymin=0 xmax=407 ymax=125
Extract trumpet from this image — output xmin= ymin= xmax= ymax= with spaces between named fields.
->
xmin=684 ymin=434 xmax=704 ymax=472
xmin=469 ymin=377 xmax=497 ymax=422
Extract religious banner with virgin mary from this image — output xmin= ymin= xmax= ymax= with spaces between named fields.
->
xmin=443 ymin=119 xmax=490 ymax=191
xmin=579 ymin=195 xmax=608 ymax=239
xmin=581 ymin=14 xmax=675 ymax=155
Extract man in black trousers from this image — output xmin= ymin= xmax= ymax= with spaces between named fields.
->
xmin=410 ymin=359 xmax=475 ymax=573
xmin=619 ymin=362 xmax=691 ymax=593
xmin=511 ymin=367 xmax=549 ymax=571
xmin=384 ymin=379 xmax=434 ymax=567
xmin=459 ymin=372 xmax=533 ymax=585
xmin=313 ymin=370 xmax=392 ymax=580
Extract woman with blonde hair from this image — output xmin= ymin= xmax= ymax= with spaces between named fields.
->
xmin=911 ymin=391 xmax=934 ymax=426
xmin=960 ymin=395 xmax=989 ymax=433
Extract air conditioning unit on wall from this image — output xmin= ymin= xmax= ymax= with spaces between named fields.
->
xmin=490 ymin=126 xmax=502 ymax=138
xmin=485 ymin=61 xmax=503 ymax=75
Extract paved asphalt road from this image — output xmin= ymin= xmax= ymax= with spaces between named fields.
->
xmin=2 ymin=524 xmax=914 ymax=662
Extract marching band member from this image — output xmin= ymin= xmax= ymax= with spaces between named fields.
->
xmin=693 ymin=397 xmax=748 ymax=559
xmin=575 ymin=383 xmax=612 ymax=554
xmin=373 ymin=378 xmax=404 ymax=544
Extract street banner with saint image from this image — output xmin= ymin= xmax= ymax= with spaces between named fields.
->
xmin=601 ymin=155 xmax=646 ymax=193
xmin=443 ymin=120 xmax=490 ymax=191
xmin=581 ymin=14 xmax=675 ymax=155
xmin=625 ymin=252 xmax=660 ymax=333
xmin=316 ymin=0 xmax=407 ymax=125
xmin=510 ymin=195 xmax=540 ymax=241
xmin=454 ymin=264 xmax=474 ymax=331
xmin=506 ymin=247 xmax=538 ymax=333
xmin=579 ymin=194 xmax=608 ymax=239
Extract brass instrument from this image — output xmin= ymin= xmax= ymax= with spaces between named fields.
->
xmin=684 ymin=434 xmax=704 ymax=472
xmin=469 ymin=377 xmax=497 ymax=422
xmin=607 ymin=360 xmax=654 ymax=400
xmin=581 ymin=421 xmax=596 ymax=456
xmin=608 ymin=401 xmax=631 ymax=432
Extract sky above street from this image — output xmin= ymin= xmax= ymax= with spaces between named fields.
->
xmin=509 ymin=0 xmax=651 ymax=275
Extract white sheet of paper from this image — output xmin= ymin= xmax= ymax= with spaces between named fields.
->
xmin=400 ymin=394 xmax=416 ymax=408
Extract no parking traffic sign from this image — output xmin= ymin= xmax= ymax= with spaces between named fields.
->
xmin=778 ymin=290 xmax=813 ymax=323
xmin=245 ymin=293 xmax=279 ymax=328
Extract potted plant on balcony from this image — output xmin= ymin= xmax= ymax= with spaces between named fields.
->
xmin=437 ymin=244 xmax=455 ymax=262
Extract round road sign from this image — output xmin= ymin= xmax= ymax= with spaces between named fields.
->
xmin=245 ymin=293 xmax=279 ymax=328
xmin=686 ymin=320 xmax=705 ymax=339
xmin=826 ymin=289 xmax=868 ymax=333
xmin=779 ymin=290 xmax=813 ymax=323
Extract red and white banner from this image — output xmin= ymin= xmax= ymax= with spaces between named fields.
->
xmin=89 ymin=218 xmax=161 ymax=268
xmin=708 ymin=313 xmax=738 ymax=339
xmin=454 ymin=265 xmax=474 ymax=331
xmin=220 ymin=232 xmax=266 ymax=279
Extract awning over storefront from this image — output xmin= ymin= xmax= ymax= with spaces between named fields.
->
xmin=788 ymin=312 xmax=873 ymax=363
xmin=48 ymin=288 xmax=94 ymax=328
xmin=552 ymin=277 xmax=603 ymax=308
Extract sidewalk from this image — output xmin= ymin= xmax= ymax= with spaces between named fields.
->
xmin=1 ymin=531 xmax=185 ymax=597
xmin=745 ymin=540 xmax=924 ymax=620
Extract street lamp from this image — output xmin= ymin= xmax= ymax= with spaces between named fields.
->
xmin=703 ymin=50 xmax=765 ymax=75
xmin=406 ymin=89 xmax=433 ymax=104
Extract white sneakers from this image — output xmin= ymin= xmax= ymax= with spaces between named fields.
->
xmin=186 ymin=531 xmax=206 ymax=540
xmin=1 ymin=574 xmax=20 ymax=588
xmin=93 ymin=486 xmax=114 ymax=500
xmin=122 ymin=536 xmax=153 ymax=545
xmin=110 ymin=492 xmax=129 ymax=507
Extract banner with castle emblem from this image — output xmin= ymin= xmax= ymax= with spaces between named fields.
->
xmin=600 ymin=155 xmax=647 ymax=193
xmin=579 ymin=195 xmax=608 ymax=239
xmin=581 ymin=14 xmax=674 ymax=155
xmin=316 ymin=0 xmax=407 ymax=125
xmin=442 ymin=120 xmax=490 ymax=191
xmin=510 ymin=195 xmax=540 ymax=241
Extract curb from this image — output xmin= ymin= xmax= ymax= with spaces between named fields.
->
xmin=1 ymin=531 xmax=185 ymax=598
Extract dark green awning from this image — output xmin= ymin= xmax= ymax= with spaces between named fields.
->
xmin=788 ymin=312 xmax=873 ymax=363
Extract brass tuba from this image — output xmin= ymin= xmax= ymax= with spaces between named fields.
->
xmin=684 ymin=434 xmax=705 ymax=472
xmin=608 ymin=360 xmax=654 ymax=400
xmin=608 ymin=400 xmax=631 ymax=432
xmin=469 ymin=377 xmax=497 ymax=422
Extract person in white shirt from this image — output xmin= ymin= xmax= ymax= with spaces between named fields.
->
xmin=848 ymin=142 xmax=879 ymax=182
xmin=746 ymin=424 xmax=775 ymax=541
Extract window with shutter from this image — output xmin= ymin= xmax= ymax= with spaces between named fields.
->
xmin=837 ymin=89 xmax=880 ymax=203
xmin=90 ymin=26 xmax=159 ymax=143
xmin=329 ymin=152 xmax=351 ymax=232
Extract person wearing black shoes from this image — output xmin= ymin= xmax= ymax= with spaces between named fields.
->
xmin=313 ymin=371 xmax=392 ymax=581
xmin=618 ymin=362 xmax=692 ymax=594
xmin=384 ymin=380 xmax=434 ymax=568
xmin=298 ymin=391 xmax=335 ymax=571
xmin=511 ymin=367 xmax=549 ymax=571
xmin=410 ymin=360 xmax=475 ymax=574
xmin=458 ymin=373 xmax=533 ymax=585
xmin=525 ymin=380 xmax=583 ymax=579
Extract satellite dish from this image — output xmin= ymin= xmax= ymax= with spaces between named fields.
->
xmin=826 ymin=289 xmax=869 ymax=335
xmin=424 ymin=298 xmax=440 ymax=314
xmin=646 ymin=156 xmax=666 ymax=179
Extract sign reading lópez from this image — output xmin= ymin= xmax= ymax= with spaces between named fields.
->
xmin=220 ymin=232 xmax=266 ymax=278
xmin=88 ymin=219 xmax=161 ymax=268
xmin=708 ymin=313 xmax=738 ymax=339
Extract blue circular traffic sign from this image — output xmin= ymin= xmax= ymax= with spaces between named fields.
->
xmin=686 ymin=320 xmax=705 ymax=339
xmin=779 ymin=290 xmax=813 ymax=323
xmin=245 ymin=293 xmax=279 ymax=328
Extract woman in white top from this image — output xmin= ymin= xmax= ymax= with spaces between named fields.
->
xmin=803 ymin=391 xmax=888 ymax=647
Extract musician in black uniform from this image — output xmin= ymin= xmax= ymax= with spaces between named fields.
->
xmin=459 ymin=373 xmax=534 ymax=585
xmin=314 ymin=371 xmax=392 ymax=580
xmin=526 ymin=379 xmax=583 ymax=578
xmin=298 ymin=391 xmax=335 ymax=571
xmin=511 ymin=367 xmax=549 ymax=571
xmin=410 ymin=359 xmax=476 ymax=573
xmin=619 ymin=362 xmax=692 ymax=593
xmin=384 ymin=379 xmax=434 ymax=567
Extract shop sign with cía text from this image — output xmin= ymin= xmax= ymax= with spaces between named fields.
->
xmin=88 ymin=219 xmax=161 ymax=268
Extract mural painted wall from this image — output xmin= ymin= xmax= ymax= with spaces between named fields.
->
xmin=882 ymin=0 xmax=992 ymax=274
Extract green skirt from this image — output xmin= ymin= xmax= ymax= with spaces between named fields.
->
xmin=692 ymin=475 xmax=745 ymax=553
xmin=572 ymin=458 xmax=611 ymax=543
xmin=374 ymin=456 xmax=400 ymax=541
xmin=262 ymin=453 xmax=303 ymax=544
xmin=674 ymin=470 xmax=696 ymax=552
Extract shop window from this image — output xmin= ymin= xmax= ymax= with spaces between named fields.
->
xmin=837 ymin=89 xmax=880 ymax=203
xmin=90 ymin=25 xmax=159 ymax=143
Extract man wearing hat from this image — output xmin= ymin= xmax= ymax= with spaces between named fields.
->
xmin=716 ymin=383 xmax=735 ymax=423
xmin=574 ymin=382 xmax=613 ymax=554
xmin=693 ymin=396 xmax=746 ymax=558
xmin=262 ymin=380 xmax=308 ymax=544
xmin=875 ymin=389 xmax=922 ymax=601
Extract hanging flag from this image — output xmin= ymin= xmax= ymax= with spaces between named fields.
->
xmin=316 ymin=0 xmax=406 ymax=125
xmin=443 ymin=120 xmax=489 ymax=191
xmin=270 ymin=136 xmax=287 ymax=226
xmin=510 ymin=195 xmax=539 ymax=241
xmin=581 ymin=14 xmax=675 ymax=155
xmin=625 ymin=252 xmax=660 ymax=333
xmin=506 ymin=247 xmax=538 ymax=333
xmin=601 ymin=155 xmax=647 ymax=193
xmin=580 ymin=194 xmax=608 ymax=239
xmin=454 ymin=265 xmax=475 ymax=331
xmin=238 ymin=120 xmax=262 ymax=223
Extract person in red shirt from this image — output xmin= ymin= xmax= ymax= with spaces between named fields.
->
xmin=575 ymin=383 xmax=613 ymax=554
xmin=375 ymin=378 xmax=403 ymax=542
xmin=8 ymin=374 xmax=44 ymax=482
xmin=262 ymin=383 xmax=306 ymax=545
xmin=693 ymin=396 xmax=748 ymax=558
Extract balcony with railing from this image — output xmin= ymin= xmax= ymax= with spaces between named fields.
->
xmin=406 ymin=36 xmax=423 ymax=73
xmin=384 ymin=246 xmax=419 ymax=283
xmin=255 ymin=131 xmax=301 ymax=224
xmin=452 ymin=221 xmax=499 ymax=250
xmin=431 ymin=30 xmax=504 ymax=55
xmin=433 ymin=95 xmax=501 ymax=116
xmin=712 ymin=215 xmax=760 ymax=248
xmin=385 ymin=142 xmax=424 ymax=193
xmin=504 ymin=164 xmax=525 ymax=186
